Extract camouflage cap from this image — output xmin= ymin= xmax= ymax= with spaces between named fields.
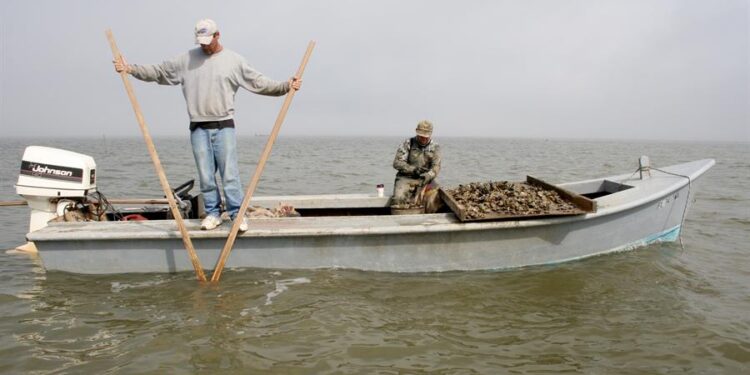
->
xmin=415 ymin=120 xmax=433 ymax=137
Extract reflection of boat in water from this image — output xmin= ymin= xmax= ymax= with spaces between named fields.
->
xmin=16 ymin=146 xmax=714 ymax=274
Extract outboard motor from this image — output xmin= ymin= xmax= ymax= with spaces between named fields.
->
xmin=15 ymin=146 xmax=97 ymax=233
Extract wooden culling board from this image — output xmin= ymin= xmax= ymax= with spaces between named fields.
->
xmin=439 ymin=176 xmax=597 ymax=222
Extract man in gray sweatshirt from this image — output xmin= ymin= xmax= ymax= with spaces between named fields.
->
xmin=114 ymin=19 xmax=301 ymax=231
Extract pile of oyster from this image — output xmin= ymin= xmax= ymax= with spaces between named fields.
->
xmin=242 ymin=204 xmax=300 ymax=219
xmin=445 ymin=181 xmax=578 ymax=219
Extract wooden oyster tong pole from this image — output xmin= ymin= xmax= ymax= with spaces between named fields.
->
xmin=105 ymin=29 xmax=207 ymax=282
xmin=211 ymin=41 xmax=315 ymax=282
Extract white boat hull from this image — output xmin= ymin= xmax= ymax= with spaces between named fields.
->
xmin=27 ymin=159 xmax=714 ymax=274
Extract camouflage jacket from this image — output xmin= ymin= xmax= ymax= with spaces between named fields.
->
xmin=393 ymin=137 xmax=442 ymax=183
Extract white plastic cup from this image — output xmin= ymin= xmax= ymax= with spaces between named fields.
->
xmin=376 ymin=184 xmax=385 ymax=198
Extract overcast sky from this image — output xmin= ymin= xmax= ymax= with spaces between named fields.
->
xmin=1 ymin=0 xmax=747 ymax=141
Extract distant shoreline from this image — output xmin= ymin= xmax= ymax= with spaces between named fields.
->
xmin=2 ymin=135 xmax=747 ymax=145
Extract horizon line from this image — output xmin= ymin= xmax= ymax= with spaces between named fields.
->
xmin=2 ymin=134 xmax=748 ymax=144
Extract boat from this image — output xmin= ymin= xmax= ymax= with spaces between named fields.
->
xmin=16 ymin=147 xmax=715 ymax=274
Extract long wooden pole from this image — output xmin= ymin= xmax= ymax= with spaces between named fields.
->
xmin=0 ymin=200 xmax=27 ymax=207
xmin=105 ymin=29 xmax=207 ymax=282
xmin=210 ymin=41 xmax=315 ymax=282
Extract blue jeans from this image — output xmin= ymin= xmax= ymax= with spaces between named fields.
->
xmin=190 ymin=127 xmax=243 ymax=219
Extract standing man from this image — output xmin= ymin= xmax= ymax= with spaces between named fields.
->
xmin=113 ymin=19 xmax=301 ymax=231
xmin=392 ymin=120 xmax=442 ymax=211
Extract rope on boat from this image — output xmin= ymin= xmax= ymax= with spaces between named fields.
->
xmin=651 ymin=167 xmax=693 ymax=250
xmin=88 ymin=190 xmax=123 ymax=221
xmin=618 ymin=167 xmax=641 ymax=192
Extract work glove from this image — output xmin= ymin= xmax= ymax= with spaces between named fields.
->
xmin=417 ymin=168 xmax=431 ymax=180
xmin=404 ymin=165 xmax=420 ymax=177
xmin=414 ymin=167 xmax=429 ymax=178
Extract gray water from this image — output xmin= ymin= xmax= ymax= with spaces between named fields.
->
xmin=0 ymin=137 xmax=748 ymax=374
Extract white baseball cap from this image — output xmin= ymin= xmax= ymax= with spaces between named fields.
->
xmin=194 ymin=19 xmax=218 ymax=45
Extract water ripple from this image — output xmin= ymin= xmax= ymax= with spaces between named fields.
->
xmin=0 ymin=138 xmax=748 ymax=373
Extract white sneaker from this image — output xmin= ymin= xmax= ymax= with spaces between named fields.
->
xmin=238 ymin=217 xmax=249 ymax=232
xmin=200 ymin=215 xmax=223 ymax=230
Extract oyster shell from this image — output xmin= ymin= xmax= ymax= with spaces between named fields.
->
xmin=445 ymin=181 xmax=577 ymax=219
